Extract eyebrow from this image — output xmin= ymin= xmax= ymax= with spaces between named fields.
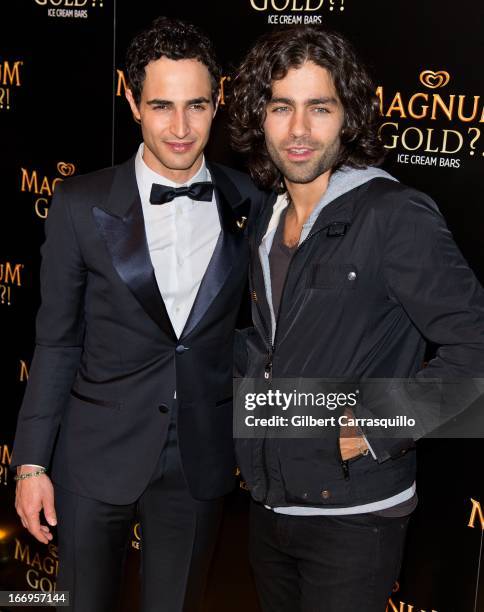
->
xmin=268 ymin=96 xmax=339 ymax=106
xmin=146 ymin=97 xmax=211 ymax=106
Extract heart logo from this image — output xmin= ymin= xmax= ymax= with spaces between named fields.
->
xmin=419 ymin=70 xmax=450 ymax=89
xmin=57 ymin=162 xmax=76 ymax=177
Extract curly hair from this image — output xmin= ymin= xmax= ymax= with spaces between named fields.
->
xmin=229 ymin=26 xmax=385 ymax=192
xmin=126 ymin=16 xmax=221 ymax=106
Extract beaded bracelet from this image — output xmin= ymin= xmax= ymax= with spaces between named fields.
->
xmin=13 ymin=468 xmax=47 ymax=481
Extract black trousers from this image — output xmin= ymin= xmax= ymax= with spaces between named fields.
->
xmin=249 ymin=500 xmax=409 ymax=612
xmin=54 ymin=422 xmax=223 ymax=612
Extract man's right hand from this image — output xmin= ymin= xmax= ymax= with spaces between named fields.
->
xmin=15 ymin=466 xmax=57 ymax=544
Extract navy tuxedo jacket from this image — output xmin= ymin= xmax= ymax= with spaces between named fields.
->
xmin=11 ymin=155 xmax=268 ymax=504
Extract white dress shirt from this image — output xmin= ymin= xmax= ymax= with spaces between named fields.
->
xmin=135 ymin=143 xmax=221 ymax=338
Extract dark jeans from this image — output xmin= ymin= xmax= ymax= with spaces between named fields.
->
xmin=54 ymin=422 xmax=223 ymax=612
xmin=249 ymin=500 xmax=410 ymax=612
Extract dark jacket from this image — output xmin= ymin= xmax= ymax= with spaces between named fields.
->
xmin=236 ymin=175 xmax=484 ymax=509
xmin=11 ymin=155 xmax=267 ymax=504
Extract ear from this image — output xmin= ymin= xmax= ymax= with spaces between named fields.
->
xmin=125 ymin=88 xmax=141 ymax=123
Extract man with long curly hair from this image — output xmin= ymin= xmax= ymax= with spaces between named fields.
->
xmin=230 ymin=26 xmax=484 ymax=611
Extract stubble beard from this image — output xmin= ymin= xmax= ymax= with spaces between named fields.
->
xmin=266 ymin=136 xmax=342 ymax=184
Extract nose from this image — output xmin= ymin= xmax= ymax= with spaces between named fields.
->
xmin=289 ymin=108 xmax=310 ymax=139
xmin=170 ymin=108 xmax=190 ymax=139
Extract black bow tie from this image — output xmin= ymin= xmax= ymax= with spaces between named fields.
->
xmin=149 ymin=181 xmax=214 ymax=205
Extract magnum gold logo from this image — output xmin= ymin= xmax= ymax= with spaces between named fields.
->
xmin=0 ymin=60 xmax=22 ymax=86
xmin=0 ymin=261 xmax=24 ymax=305
xmin=14 ymin=538 xmax=58 ymax=593
xmin=419 ymin=70 xmax=450 ymax=90
xmin=249 ymin=0 xmax=344 ymax=10
xmin=34 ymin=0 xmax=103 ymax=19
xmin=20 ymin=161 xmax=77 ymax=219
xmin=378 ymin=70 xmax=483 ymax=168
xmin=35 ymin=0 xmax=91 ymax=4
xmin=250 ymin=0 xmax=323 ymax=9
xmin=131 ymin=522 xmax=142 ymax=550
xmin=0 ymin=60 xmax=24 ymax=111
xmin=19 ymin=359 xmax=30 ymax=382
xmin=0 ymin=444 xmax=12 ymax=486
xmin=468 ymin=498 xmax=484 ymax=530
xmin=249 ymin=0 xmax=342 ymax=22
xmin=0 ymin=262 xmax=23 ymax=287
xmin=57 ymin=162 xmax=76 ymax=177
xmin=386 ymin=582 xmax=438 ymax=612
xmin=116 ymin=69 xmax=127 ymax=97
xmin=116 ymin=69 xmax=232 ymax=106
xmin=329 ymin=0 xmax=345 ymax=10
xmin=387 ymin=600 xmax=438 ymax=612
xmin=0 ymin=445 xmax=12 ymax=465
xmin=377 ymin=73 xmax=481 ymax=122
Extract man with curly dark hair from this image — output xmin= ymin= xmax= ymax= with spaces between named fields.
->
xmin=230 ymin=26 xmax=484 ymax=611
xmin=12 ymin=16 xmax=266 ymax=612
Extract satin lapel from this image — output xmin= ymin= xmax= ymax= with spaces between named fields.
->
xmin=92 ymin=159 xmax=177 ymax=341
xmin=180 ymin=165 xmax=250 ymax=340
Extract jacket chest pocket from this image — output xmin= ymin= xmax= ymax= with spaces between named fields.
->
xmin=308 ymin=264 xmax=358 ymax=290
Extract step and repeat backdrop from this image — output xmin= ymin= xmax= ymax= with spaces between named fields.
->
xmin=1 ymin=1 xmax=483 ymax=611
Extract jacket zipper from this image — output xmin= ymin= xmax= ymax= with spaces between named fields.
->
xmin=251 ymin=224 xmax=332 ymax=506
xmin=251 ymin=224 xmax=329 ymax=376
xmin=249 ymin=259 xmax=273 ymax=379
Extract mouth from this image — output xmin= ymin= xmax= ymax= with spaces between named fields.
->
xmin=164 ymin=141 xmax=196 ymax=154
xmin=285 ymin=147 xmax=315 ymax=161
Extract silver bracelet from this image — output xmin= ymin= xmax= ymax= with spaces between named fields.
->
xmin=14 ymin=468 xmax=47 ymax=481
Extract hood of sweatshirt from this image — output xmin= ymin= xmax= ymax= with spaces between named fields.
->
xmin=263 ymin=165 xmax=398 ymax=242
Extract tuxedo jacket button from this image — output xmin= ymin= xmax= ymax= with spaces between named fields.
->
xmin=175 ymin=345 xmax=190 ymax=354
xmin=158 ymin=404 xmax=169 ymax=414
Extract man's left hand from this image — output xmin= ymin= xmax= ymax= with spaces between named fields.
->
xmin=339 ymin=436 xmax=369 ymax=461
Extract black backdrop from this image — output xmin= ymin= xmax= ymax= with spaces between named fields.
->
xmin=1 ymin=1 xmax=483 ymax=610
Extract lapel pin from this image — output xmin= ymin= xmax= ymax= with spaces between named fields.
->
xmin=236 ymin=216 xmax=248 ymax=230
